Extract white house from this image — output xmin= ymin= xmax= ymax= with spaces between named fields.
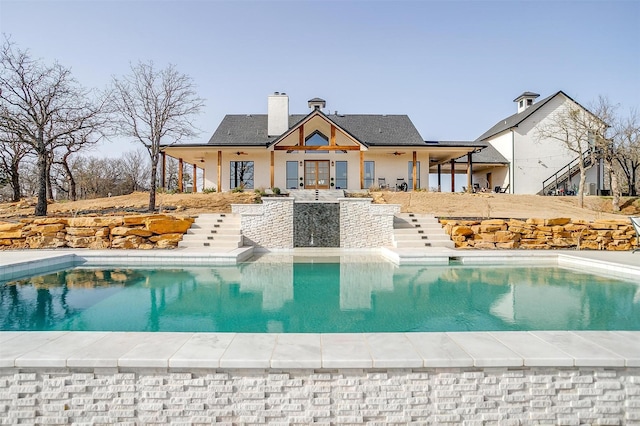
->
xmin=162 ymin=93 xmax=483 ymax=192
xmin=474 ymin=91 xmax=603 ymax=195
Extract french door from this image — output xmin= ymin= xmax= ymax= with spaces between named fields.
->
xmin=304 ymin=160 xmax=330 ymax=189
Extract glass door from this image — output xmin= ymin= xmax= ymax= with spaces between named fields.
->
xmin=304 ymin=160 xmax=330 ymax=189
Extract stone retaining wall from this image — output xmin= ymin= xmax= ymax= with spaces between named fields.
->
xmin=0 ymin=215 xmax=194 ymax=249
xmin=1 ymin=367 xmax=638 ymax=424
xmin=442 ymin=218 xmax=638 ymax=250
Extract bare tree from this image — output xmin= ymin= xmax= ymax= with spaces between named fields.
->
xmin=614 ymin=110 xmax=640 ymax=196
xmin=0 ymin=130 xmax=32 ymax=201
xmin=590 ymin=96 xmax=622 ymax=211
xmin=0 ymin=38 xmax=110 ymax=215
xmin=121 ymin=148 xmax=149 ymax=193
xmin=535 ymin=102 xmax=603 ymax=208
xmin=111 ymin=61 xmax=204 ymax=211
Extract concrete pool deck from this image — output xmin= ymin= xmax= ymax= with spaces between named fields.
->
xmin=1 ymin=247 xmax=639 ymax=369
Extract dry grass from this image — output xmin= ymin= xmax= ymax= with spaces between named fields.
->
xmin=0 ymin=190 xmax=638 ymax=221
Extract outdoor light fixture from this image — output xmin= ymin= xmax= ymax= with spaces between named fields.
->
xmin=299 ymin=161 xmax=303 ymax=166
xmin=331 ymin=161 xmax=334 ymax=166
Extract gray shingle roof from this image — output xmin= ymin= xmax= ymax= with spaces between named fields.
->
xmin=207 ymin=112 xmax=427 ymax=147
xmin=455 ymin=144 xmax=509 ymax=164
xmin=476 ymin=91 xmax=563 ymax=142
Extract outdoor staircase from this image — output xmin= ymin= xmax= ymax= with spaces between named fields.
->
xmin=540 ymin=149 xmax=596 ymax=196
xmin=178 ymin=213 xmax=243 ymax=249
xmin=393 ymin=213 xmax=455 ymax=249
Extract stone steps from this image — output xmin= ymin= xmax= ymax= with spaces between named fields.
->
xmin=178 ymin=213 xmax=243 ymax=249
xmin=393 ymin=213 xmax=455 ymax=249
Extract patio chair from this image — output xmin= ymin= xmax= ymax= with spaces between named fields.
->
xmin=378 ymin=177 xmax=388 ymax=189
xmin=396 ymin=178 xmax=408 ymax=192
xmin=631 ymin=217 xmax=640 ymax=253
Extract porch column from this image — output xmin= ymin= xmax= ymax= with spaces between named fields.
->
xmin=178 ymin=158 xmax=183 ymax=193
xmin=467 ymin=153 xmax=473 ymax=192
xmin=217 ymin=151 xmax=222 ymax=192
xmin=360 ymin=151 xmax=364 ymax=189
xmin=437 ymin=163 xmax=442 ymax=192
xmin=299 ymin=126 xmax=304 ymax=146
xmin=412 ymin=151 xmax=417 ymax=191
xmin=161 ymin=152 xmax=166 ymax=190
xmin=270 ymin=151 xmax=274 ymax=188
xmin=450 ymin=159 xmax=455 ymax=192
xmin=192 ymin=163 xmax=197 ymax=193
xmin=330 ymin=125 xmax=336 ymax=146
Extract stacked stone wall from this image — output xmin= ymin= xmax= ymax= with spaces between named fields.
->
xmin=0 ymin=367 xmax=638 ymax=424
xmin=0 ymin=215 xmax=194 ymax=249
xmin=232 ymin=198 xmax=294 ymax=249
xmin=340 ymin=199 xmax=399 ymax=248
xmin=442 ymin=217 xmax=638 ymax=250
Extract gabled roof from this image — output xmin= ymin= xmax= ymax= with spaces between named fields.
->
xmin=207 ymin=111 xmax=426 ymax=147
xmin=455 ymin=144 xmax=509 ymax=164
xmin=476 ymin=91 xmax=563 ymax=142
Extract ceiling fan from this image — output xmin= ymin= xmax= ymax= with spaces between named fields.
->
xmin=389 ymin=151 xmax=406 ymax=156
xmin=235 ymin=151 xmax=248 ymax=156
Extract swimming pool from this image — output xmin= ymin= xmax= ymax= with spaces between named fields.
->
xmin=2 ymin=258 xmax=639 ymax=332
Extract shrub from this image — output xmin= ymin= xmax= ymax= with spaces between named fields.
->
xmin=272 ymin=187 xmax=281 ymax=195
xmin=202 ymin=187 xmax=217 ymax=193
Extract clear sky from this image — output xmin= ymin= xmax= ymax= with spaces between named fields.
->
xmin=1 ymin=0 xmax=639 ymax=156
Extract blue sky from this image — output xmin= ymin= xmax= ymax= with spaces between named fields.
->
xmin=1 ymin=0 xmax=638 ymax=156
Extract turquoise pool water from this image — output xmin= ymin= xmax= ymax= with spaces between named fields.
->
xmin=1 ymin=260 xmax=639 ymax=332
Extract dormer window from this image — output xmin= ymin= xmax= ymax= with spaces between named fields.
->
xmin=519 ymin=100 xmax=524 ymax=108
xmin=527 ymin=99 xmax=533 ymax=106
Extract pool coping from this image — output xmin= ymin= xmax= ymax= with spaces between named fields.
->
xmin=1 ymin=247 xmax=639 ymax=370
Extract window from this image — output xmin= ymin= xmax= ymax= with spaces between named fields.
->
xmin=230 ymin=161 xmax=254 ymax=189
xmin=527 ymin=99 xmax=533 ymax=106
xmin=305 ymin=131 xmax=328 ymax=153
xmin=519 ymin=100 xmax=524 ymax=108
xmin=408 ymin=161 xmax=420 ymax=189
xmin=364 ymin=161 xmax=375 ymax=189
xmin=286 ymin=161 xmax=298 ymax=189
xmin=335 ymin=161 xmax=347 ymax=189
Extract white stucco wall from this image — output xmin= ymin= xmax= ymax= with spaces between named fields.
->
xmin=487 ymin=95 xmax=600 ymax=195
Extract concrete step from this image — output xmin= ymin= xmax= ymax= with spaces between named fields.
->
xmin=392 ymin=213 xmax=454 ymax=249
xmin=186 ymin=227 xmax=241 ymax=235
xmin=393 ymin=233 xmax=452 ymax=242
xmin=178 ymin=240 xmax=242 ymax=249
xmin=178 ymin=213 xmax=243 ymax=249
xmin=395 ymin=240 xmax=455 ymax=249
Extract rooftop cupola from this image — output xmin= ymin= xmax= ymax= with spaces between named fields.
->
xmin=268 ymin=92 xmax=289 ymax=136
xmin=308 ymin=97 xmax=326 ymax=111
xmin=513 ymin=91 xmax=540 ymax=113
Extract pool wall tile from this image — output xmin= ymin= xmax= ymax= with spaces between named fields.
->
xmin=118 ymin=333 xmax=192 ymax=368
xmin=15 ymin=332 xmax=107 ymax=368
xmin=447 ymin=332 xmax=523 ymax=367
xmin=67 ymin=332 xmax=160 ymax=368
xmin=365 ymin=333 xmax=423 ymax=368
xmin=169 ymin=333 xmax=236 ymax=369
xmin=531 ymin=331 xmax=626 ymax=367
xmin=219 ymin=334 xmax=277 ymax=368
xmin=489 ymin=331 xmax=574 ymax=367
xmin=405 ymin=332 xmax=474 ymax=367
xmin=271 ymin=334 xmax=321 ymax=368
xmin=0 ymin=331 xmax=67 ymax=367
xmin=321 ymin=334 xmax=372 ymax=368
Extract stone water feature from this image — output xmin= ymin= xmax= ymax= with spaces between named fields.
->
xmin=293 ymin=202 xmax=340 ymax=247
xmin=232 ymin=193 xmax=399 ymax=249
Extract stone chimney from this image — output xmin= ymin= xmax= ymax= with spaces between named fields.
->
xmin=268 ymin=92 xmax=289 ymax=136
xmin=513 ymin=91 xmax=540 ymax=114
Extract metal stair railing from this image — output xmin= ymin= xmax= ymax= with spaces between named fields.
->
xmin=540 ymin=149 xmax=594 ymax=196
